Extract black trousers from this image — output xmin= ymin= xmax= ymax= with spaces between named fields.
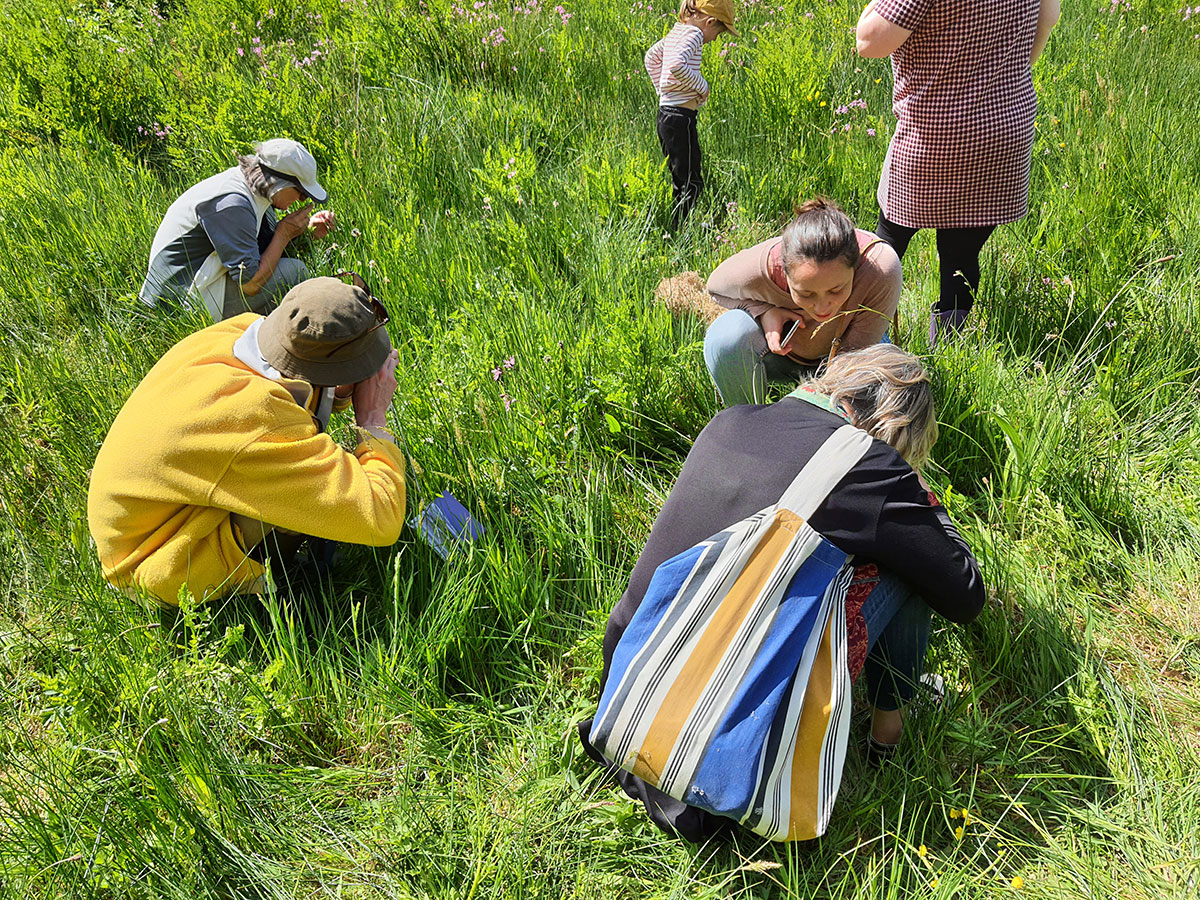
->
xmin=875 ymin=213 xmax=996 ymax=313
xmin=657 ymin=106 xmax=702 ymax=224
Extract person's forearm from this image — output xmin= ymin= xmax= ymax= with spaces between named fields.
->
xmin=1031 ymin=0 xmax=1060 ymax=63
xmin=241 ymin=232 xmax=290 ymax=296
xmin=355 ymin=405 xmax=388 ymax=429
xmin=708 ymin=291 xmax=773 ymax=320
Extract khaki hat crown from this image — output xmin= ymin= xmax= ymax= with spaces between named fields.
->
xmin=258 ymin=277 xmax=391 ymax=386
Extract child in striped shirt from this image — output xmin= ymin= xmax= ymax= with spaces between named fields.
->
xmin=645 ymin=0 xmax=737 ymax=225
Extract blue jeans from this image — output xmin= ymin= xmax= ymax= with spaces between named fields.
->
xmin=860 ymin=569 xmax=932 ymax=712
xmin=704 ymin=309 xmax=811 ymax=407
xmin=704 ymin=309 xmax=894 ymax=407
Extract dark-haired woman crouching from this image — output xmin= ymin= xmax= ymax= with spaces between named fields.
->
xmin=704 ymin=198 xmax=902 ymax=407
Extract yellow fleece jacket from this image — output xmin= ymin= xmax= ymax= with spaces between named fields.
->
xmin=87 ymin=315 xmax=407 ymax=605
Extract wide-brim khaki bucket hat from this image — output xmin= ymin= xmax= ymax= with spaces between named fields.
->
xmin=258 ymin=277 xmax=391 ymax=386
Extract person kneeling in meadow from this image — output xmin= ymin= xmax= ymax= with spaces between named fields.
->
xmin=88 ymin=275 xmax=406 ymax=607
xmin=140 ymin=138 xmax=336 ymax=321
xmin=579 ymin=345 xmax=983 ymax=841
xmin=705 ymin=198 xmax=902 ymax=406
xmin=644 ymin=0 xmax=738 ymax=225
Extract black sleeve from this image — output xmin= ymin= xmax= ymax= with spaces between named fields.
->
xmin=257 ymin=210 xmax=277 ymax=255
xmin=811 ymin=447 xmax=985 ymax=624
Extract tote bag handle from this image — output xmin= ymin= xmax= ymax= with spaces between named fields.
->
xmin=777 ymin=425 xmax=875 ymax=520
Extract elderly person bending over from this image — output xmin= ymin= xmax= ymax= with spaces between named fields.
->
xmin=705 ymin=198 xmax=902 ymax=407
xmin=88 ymin=275 xmax=406 ymax=606
xmin=139 ymin=138 xmax=336 ymax=321
xmin=580 ymin=345 xmax=983 ymax=840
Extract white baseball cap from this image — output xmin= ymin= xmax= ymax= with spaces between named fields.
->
xmin=255 ymin=138 xmax=328 ymax=202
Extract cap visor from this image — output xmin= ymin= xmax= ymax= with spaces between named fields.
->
xmin=303 ymin=180 xmax=328 ymax=203
xmin=724 ymin=22 xmax=738 ymax=36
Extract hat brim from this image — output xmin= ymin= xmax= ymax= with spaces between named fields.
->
xmin=722 ymin=21 xmax=738 ymax=36
xmin=301 ymin=179 xmax=328 ymax=203
xmin=258 ymin=314 xmax=391 ymax=386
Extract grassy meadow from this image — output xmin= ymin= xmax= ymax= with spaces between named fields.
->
xmin=2 ymin=0 xmax=1200 ymax=896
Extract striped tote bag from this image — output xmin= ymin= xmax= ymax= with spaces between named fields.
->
xmin=589 ymin=424 xmax=874 ymax=841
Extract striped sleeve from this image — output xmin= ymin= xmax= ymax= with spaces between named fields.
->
xmin=644 ymin=38 xmax=665 ymax=94
xmin=659 ymin=25 xmax=708 ymax=103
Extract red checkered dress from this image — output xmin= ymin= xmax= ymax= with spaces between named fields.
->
xmin=874 ymin=0 xmax=1041 ymax=229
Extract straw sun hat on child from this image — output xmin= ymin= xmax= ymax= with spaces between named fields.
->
xmin=692 ymin=0 xmax=738 ymax=35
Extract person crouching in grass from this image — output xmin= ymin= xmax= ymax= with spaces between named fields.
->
xmin=87 ymin=275 xmax=407 ymax=608
xmin=644 ymin=0 xmax=738 ymax=226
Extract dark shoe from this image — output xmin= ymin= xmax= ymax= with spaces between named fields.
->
xmin=928 ymin=306 xmax=970 ymax=348
xmin=292 ymin=537 xmax=343 ymax=581
xmin=866 ymin=734 xmax=899 ymax=767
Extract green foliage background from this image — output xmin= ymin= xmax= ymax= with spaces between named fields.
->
xmin=1 ymin=0 xmax=1199 ymax=897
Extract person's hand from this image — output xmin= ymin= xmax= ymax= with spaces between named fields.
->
xmin=276 ymin=203 xmax=313 ymax=241
xmin=761 ymin=306 xmax=804 ymax=355
xmin=353 ymin=348 xmax=400 ymax=428
xmin=308 ymin=209 xmax=336 ymax=239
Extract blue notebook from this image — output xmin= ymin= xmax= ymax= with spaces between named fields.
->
xmin=409 ymin=493 xmax=484 ymax=559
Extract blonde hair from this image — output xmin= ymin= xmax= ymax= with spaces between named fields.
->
xmin=677 ymin=1 xmax=699 ymax=21
xmin=806 ymin=344 xmax=938 ymax=469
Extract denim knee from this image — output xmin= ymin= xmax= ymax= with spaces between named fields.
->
xmin=704 ymin=310 xmax=767 ymax=407
xmin=862 ymin=574 xmax=931 ymax=711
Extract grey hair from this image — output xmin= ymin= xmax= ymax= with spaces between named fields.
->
xmin=238 ymin=153 xmax=299 ymax=201
xmin=780 ymin=197 xmax=859 ymax=271
xmin=806 ymin=344 xmax=938 ymax=469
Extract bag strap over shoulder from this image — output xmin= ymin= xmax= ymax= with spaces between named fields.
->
xmin=777 ymin=424 xmax=875 ymax=519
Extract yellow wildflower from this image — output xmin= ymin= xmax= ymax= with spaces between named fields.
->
xmin=954 ymin=826 xmax=964 ymax=840
xmin=949 ymin=809 xmax=959 ymax=819
xmin=820 ymin=101 xmax=827 ymax=107
xmin=961 ymin=808 xmax=970 ymax=821
xmin=918 ymin=844 xmax=928 ymax=858
xmin=1011 ymin=876 xmax=1024 ymax=889
xmin=931 ymin=877 xmax=940 ymax=888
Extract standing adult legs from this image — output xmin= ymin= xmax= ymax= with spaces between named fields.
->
xmin=934 ymin=226 xmax=996 ymax=313
xmin=877 ymin=213 xmax=997 ymax=345
xmin=875 ymin=212 xmax=919 ymax=261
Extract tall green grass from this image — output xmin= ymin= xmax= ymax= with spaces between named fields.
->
xmin=2 ymin=0 xmax=1199 ymax=897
